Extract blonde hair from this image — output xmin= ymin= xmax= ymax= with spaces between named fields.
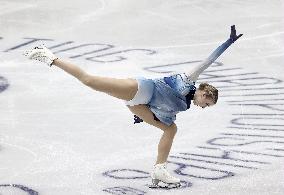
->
xmin=198 ymin=83 xmax=218 ymax=104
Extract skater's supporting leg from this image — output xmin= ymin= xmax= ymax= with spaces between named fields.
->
xmin=156 ymin=127 xmax=176 ymax=164
xmin=127 ymin=104 xmax=177 ymax=164
xmin=52 ymin=59 xmax=138 ymax=101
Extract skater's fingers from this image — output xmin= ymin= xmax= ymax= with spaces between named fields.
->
xmin=230 ymin=25 xmax=236 ymax=34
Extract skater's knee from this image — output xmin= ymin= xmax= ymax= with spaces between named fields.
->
xmin=80 ymin=74 xmax=93 ymax=86
xmin=165 ymin=123 xmax=177 ymax=136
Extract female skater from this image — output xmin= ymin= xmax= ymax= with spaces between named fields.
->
xmin=24 ymin=25 xmax=242 ymax=188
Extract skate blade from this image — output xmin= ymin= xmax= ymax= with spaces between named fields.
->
xmin=147 ymin=182 xmax=181 ymax=189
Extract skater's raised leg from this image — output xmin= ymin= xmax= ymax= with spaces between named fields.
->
xmin=24 ymin=45 xmax=139 ymax=101
xmin=52 ymin=59 xmax=138 ymax=101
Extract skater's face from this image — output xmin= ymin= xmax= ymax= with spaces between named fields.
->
xmin=193 ymin=90 xmax=215 ymax=109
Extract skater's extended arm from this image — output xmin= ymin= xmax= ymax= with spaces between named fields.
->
xmin=186 ymin=25 xmax=243 ymax=82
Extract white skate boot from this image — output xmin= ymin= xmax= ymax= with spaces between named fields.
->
xmin=23 ymin=45 xmax=58 ymax=66
xmin=149 ymin=162 xmax=181 ymax=189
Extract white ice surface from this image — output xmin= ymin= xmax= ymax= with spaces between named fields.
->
xmin=1 ymin=0 xmax=284 ymax=194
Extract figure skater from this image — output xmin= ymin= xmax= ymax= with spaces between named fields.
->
xmin=24 ymin=25 xmax=242 ymax=188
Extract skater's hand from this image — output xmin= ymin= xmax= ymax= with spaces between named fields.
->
xmin=230 ymin=25 xmax=243 ymax=43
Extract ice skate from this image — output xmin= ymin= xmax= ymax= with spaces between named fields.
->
xmin=148 ymin=162 xmax=181 ymax=189
xmin=23 ymin=45 xmax=58 ymax=66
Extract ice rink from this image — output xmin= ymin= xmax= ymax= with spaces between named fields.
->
xmin=1 ymin=0 xmax=284 ymax=194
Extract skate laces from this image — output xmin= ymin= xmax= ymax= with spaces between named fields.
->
xmin=163 ymin=168 xmax=176 ymax=179
xmin=156 ymin=163 xmax=174 ymax=178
